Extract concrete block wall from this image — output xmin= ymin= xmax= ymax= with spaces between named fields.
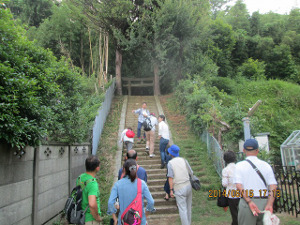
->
xmin=0 ymin=143 xmax=90 ymax=225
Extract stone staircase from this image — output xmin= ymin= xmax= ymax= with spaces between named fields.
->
xmin=124 ymin=96 xmax=179 ymax=224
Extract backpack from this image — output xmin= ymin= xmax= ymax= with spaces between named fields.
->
xmin=64 ymin=176 xmax=96 ymax=225
xmin=142 ymin=117 xmax=152 ymax=131
xmin=126 ymin=130 xmax=135 ymax=138
xmin=121 ymin=179 xmax=143 ymax=225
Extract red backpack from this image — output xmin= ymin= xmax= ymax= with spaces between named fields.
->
xmin=126 ymin=130 xmax=135 ymax=138
xmin=121 ymin=179 xmax=143 ymax=225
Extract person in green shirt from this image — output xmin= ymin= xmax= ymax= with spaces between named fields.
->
xmin=77 ymin=155 xmax=102 ymax=224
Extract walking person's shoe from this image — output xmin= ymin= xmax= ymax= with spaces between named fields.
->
xmin=145 ymin=147 xmax=149 ymax=151
xmin=149 ymin=154 xmax=155 ymax=158
xmin=160 ymin=163 xmax=165 ymax=169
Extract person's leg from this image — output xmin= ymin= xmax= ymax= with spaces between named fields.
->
xmin=159 ymin=138 xmax=166 ymax=166
xmin=137 ymin=122 xmax=142 ymax=139
xmin=186 ymin=185 xmax=193 ymax=225
xmin=238 ymin=198 xmax=257 ymax=225
xmin=145 ymin=131 xmax=150 ymax=150
xmin=174 ymin=186 xmax=190 ymax=225
xmin=161 ymin=139 xmax=169 ymax=164
xmin=149 ymin=130 xmax=155 ymax=155
xmin=127 ymin=142 xmax=133 ymax=151
xmin=228 ymin=198 xmax=239 ymax=225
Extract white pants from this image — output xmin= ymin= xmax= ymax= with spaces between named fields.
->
xmin=174 ymin=184 xmax=192 ymax=225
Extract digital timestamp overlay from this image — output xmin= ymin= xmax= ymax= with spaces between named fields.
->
xmin=208 ymin=189 xmax=281 ymax=198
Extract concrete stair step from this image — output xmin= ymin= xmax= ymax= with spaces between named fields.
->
xmin=151 ymin=205 xmax=178 ymax=215
xmin=149 ymin=184 xmax=165 ymax=192
xmin=137 ymin=158 xmax=161 ymax=165
xmin=147 ymin=179 xmax=166 ymax=186
xmin=147 ymin=173 xmax=167 ymax=180
xmin=139 ymin=164 xmax=166 ymax=170
xmin=150 ymin=191 xmax=169 ymax=199
xmin=145 ymin=169 xmax=166 ymax=175
xmin=147 ymin=214 xmax=179 ymax=225
xmin=151 ymin=198 xmax=177 ymax=206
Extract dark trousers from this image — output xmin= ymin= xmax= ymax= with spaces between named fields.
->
xmin=228 ymin=198 xmax=240 ymax=225
xmin=159 ymin=137 xmax=169 ymax=165
xmin=137 ymin=121 xmax=145 ymax=139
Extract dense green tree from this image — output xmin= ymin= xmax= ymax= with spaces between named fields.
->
xmin=27 ymin=2 xmax=90 ymax=73
xmin=7 ymin=0 xmax=54 ymax=27
xmin=265 ymin=44 xmax=298 ymax=81
xmin=287 ymin=9 xmax=300 ymax=33
xmin=206 ymin=19 xmax=235 ymax=76
xmin=249 ymin=11 xmax=261 ymax=36
xmin=237 ymin=58 xmax=266 ymax=80
xmin=225 ymin=0 xmax=250 ymax=32
xmin=282 ymin=31 xmax=300 ymax=63
xmin=0 ymin=8 xmax=103 ymax=148
xmin=231 ymin=29 xmax=248 ymax=67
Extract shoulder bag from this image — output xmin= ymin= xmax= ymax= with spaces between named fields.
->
xmin=185 ymin=159 xmax=201 ymax=191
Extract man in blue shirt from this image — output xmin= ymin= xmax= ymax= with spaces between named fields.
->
xmin=118 ymin=150 xmax=147 ymax=182
xmin=132 ymin=102 xmax=150 ymax=143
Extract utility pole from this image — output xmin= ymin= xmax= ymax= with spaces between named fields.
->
xmin=242 ymin=100 xmax=262 ymax=141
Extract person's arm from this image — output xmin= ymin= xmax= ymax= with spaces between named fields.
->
xmin=88 ymin=195 xmax=102 ymax=222
xmin=158 ymin=123 xmax=162 ymax=139
xmin=236 ymin=183 xmax=261 ymax=216
xmin=132 ymin=108 xmax=140 ymax=114
xmin=265 ymin=184 xmax=277 ymax=213
xmin=112 ymin=213 xmax=118 ymax=225
xmin=168 ymin=177 xmax=175 ymax=198
xmin=107 ymin=183 xmax=118 ymax=215
xmin=167 ymin=163 xmax=175 ymax=197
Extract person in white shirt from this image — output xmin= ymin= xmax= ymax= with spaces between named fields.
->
xmin=120 ymin=127 xmax=134 ymax=151
xmin=145 ymin=113 xmax=158 ymax=158
xmin=234 ymin=139 xmax=277 ymax=225
xmin=222 ymin=151 xmax=239 ymax=225
xmin=167 ymin=145 xmax=193 ymax=225
xmin=158 ymin=115 xmax=170 ymax=169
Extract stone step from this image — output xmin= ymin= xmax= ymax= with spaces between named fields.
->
xmin=147 ymin=214 xmax=179 ymax=225
xmin=147 ymin=178 xmax=166 ymax=186
xmin=151 ymin=205 xmax=178 ymax=215
xmin=147 ymin=173 xmax=167 ymax=180
xmin=137 ymin=158 xmax=161 ymax=165
xmin=139 ymin=164 xmax=166 ymax=170
xmin=151 ymin=197 xmax=177 ymax=206
xmin=145 ymin=169 xmax=165 ymax=175
xmin=149 ymin=184 xmax=166 ymax=192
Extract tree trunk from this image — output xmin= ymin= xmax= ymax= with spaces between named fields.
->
xmin=88 ymin=27 xmax=94 ymax=75
xmin=80 ymin=32 xmax=84 ymax=74
xmin=115 ymin=48 xmax=122 ymax=95
xmin=153 ymin=62 xmax=161 ymax=95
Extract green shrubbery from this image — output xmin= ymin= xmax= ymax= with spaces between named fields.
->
xmin=175 ymin=75 xmax=300 ymax=163
xmin=0 ymin=9 xmax=105 ymax=149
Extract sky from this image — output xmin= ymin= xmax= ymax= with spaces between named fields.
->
xmin=231 ymin=0 xmax=300 ymax=14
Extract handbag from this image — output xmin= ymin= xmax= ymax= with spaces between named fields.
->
xmin=217 ymin=188 xmax=229 ymax=207
xmin=184 ymin=160 xmax=201 ymax=191
xmin=121 ymin=179 xmax=143 ymax=225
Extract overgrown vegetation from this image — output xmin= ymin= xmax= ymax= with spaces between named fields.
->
xmin=174 ymin=76 xmax=300 ymax=163
xmin=0 ymin=8 xmax=107 ymax=149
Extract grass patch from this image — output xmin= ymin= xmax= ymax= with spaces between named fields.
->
xmin=96 ymin=96 xmax=123 ymax=224
xmin=160 ymin=94 xmax=300 ymax=224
